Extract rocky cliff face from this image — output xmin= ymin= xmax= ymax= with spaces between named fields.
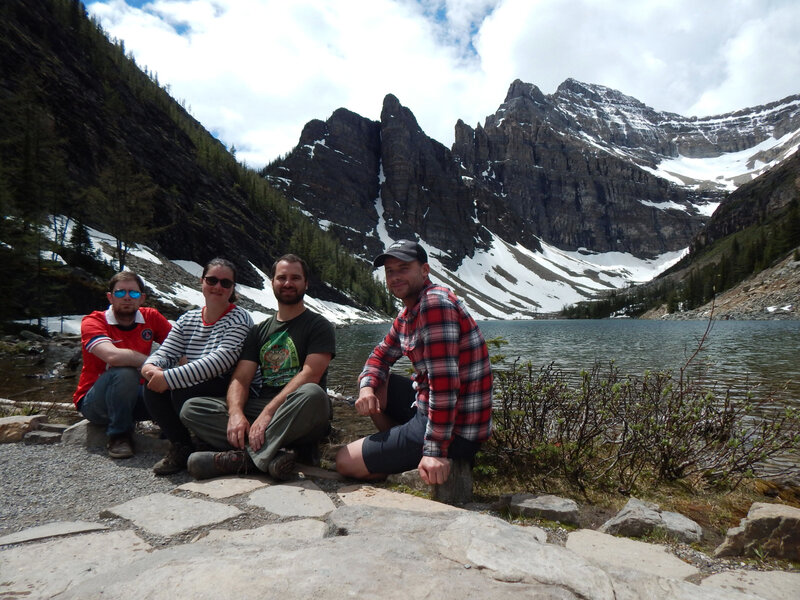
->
xmin=453 ymin=81 xmax=706 ymax=257
xmin=270 ymin=95 xmax=536 ymax=271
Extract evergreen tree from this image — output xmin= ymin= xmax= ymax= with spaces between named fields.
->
xmin=93 ymin=149 xmax=158 ymax=270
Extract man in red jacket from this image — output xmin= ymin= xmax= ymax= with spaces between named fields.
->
xmin=73 ymin=271 xmax=171 ymax=458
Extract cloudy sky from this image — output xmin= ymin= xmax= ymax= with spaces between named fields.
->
xmin=87 ymin=0 xmax=800 ymax=169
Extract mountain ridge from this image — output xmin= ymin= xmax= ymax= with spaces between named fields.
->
xmin=264 ymin=80 xmax=800 ymax=318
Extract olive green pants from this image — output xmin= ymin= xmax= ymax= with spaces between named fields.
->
xmin=180 ymin=383 xmax=330 ymax=471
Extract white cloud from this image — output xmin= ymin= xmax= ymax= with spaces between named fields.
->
xmin=88 ymin=0 xmax=800 ymax=168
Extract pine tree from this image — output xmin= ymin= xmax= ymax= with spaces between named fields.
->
xmin=93 ymin=149 xmax=158 ymax=270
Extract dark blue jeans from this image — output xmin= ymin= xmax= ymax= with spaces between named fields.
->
xmin=143 ymin=376 xmax=230 ymax=446
xmin=78 ymin=367 xmax=150 ymax=437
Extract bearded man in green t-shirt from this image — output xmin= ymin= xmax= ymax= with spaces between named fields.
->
xmin=181 ymin=254 xmax=335 ymax=480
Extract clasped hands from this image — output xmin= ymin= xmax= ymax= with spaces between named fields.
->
xmin=141 ymin=357 xmax=188 ymax=393
xmin=226 ymin=410 xmax=272 ymax=452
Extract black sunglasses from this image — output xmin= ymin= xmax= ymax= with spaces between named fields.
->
xmin=203 ymin=276 xmax=234 ymax=289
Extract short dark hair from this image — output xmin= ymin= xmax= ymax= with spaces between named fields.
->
xmin=270 ymin=254 xmax=309 ymax=280
xmin=108 ymin=271 xmax=145 ymax=294
xmin=203 ymin=257 xmax=237 ymax=303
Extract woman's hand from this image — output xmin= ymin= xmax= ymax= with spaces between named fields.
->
xmin=143 ymin=366 xmax=169 ymax=393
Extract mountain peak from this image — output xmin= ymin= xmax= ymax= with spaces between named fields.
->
xmin=555 ymin=78 xmax=648 ymax=111
xmin=504 ymin=79 xmax=546 ymax=104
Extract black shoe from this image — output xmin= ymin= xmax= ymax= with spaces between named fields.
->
xmin=292 ymin=442 xmax=321 ymax=467
xmin=267 ymin=450 xmax=296 ymax=481
xmin=107 ymin=434 xmax=134 ymax=459
xmin=152 ymin=442 xmax=193 ymax=476
xmin=187 ymin=450 xmax=255 ymax=480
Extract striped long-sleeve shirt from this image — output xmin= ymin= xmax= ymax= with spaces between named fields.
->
xmin=143 ymin=304 xmax=253 ymax=389
xmin=359 ymin=281 xmax=493 ymax=457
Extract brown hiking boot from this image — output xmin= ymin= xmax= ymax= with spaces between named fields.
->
xmin=107 ymin=434 xmax=134 ymax=459
xmin=267 ymin=450 xmax=296 ymax=481
xmin=152 ymin=442 xmax=193 ymax=476
xmin=187 ymin=450 xmax=256 ymax=480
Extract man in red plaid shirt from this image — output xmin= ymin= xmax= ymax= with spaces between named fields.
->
xmin=336 ymin=240 xmax=493 ymax=484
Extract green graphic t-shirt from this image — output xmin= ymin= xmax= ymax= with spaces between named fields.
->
xmin=240 ymin=309 xmax=336 ymax=396
xmin=258 ymin=328 xmax=300 ymax=387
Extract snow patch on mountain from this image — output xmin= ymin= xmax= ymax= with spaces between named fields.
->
xmin=412 ymin=232 xmax=686 ymax=318
xmin=646 ymin=130 xmax=800 ymax=192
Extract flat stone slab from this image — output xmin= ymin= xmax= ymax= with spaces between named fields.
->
xmin=508 ymin=493 xmax=580 ymax=525
xmin=38 ymin=422 xmax=69 ymax=433
xmin=4 ymin=505 xmax=765 ymax=600
xmin=600 ymin=564 xmax=765 ymax=600
xmin=103 ymin=492 xmax=241 ymax=537
xmin=566 ymin=529 xmax=699 ymax=580
xmin=178 ymin=476 xmax=268 ymax=499
xmin=700 ymin=569 xmax=800 ymax=600
xmin=0 ymin=530 xmax=150 ymax=599
xmin=248 ymin=480 xmax=336 ymax=517
xmin=338 ymin=484 xmax=462 ymax=513
xmin=198 ymin=519 xmax=328 ymax=546
xmin=0 ymin=521 xmax=108 ymax=546
xmin=23 ymin=430 xmax=62 ymax=444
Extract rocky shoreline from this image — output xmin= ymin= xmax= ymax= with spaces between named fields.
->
xmin=642 ymin=254 xmax=799 ymax=321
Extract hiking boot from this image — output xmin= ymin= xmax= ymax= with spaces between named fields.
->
xmin=107 ymin=434 xmax=134 ymax=459
xmin=152 ymin=442 xmax=193 ymax=476
xmin=107 ymin=435 xmax=134 ymax=458
xmin=187 ymin=450 xmax=256 ymax=480
xmin=267 ymin=450 xmax=296 ymax=481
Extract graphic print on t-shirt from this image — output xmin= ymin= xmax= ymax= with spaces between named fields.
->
xmin=259 ymin=329 xmax=299 ymax=387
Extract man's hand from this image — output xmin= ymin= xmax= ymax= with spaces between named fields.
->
xmin=248 ymin=410 xmax=274 ymax=452
xmin=355 ymin=387 xmax=381 ymax=416
xmin=418 ymin=456 xmax=451 ymax=485
xmin=226 ymin=411 xmax=250 ymax=450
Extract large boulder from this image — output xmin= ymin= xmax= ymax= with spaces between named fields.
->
xmin=0 ymin=414 xmax=47 ymax=443
xmin=714 ymin=502 xmax=800 ymax=561
xmin=600 ymin=497 xmax=703 ymax=544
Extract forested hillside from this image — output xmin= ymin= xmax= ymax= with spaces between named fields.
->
xmin=0 ymin=0 xmax=393 ymax=324
xmin=563 ymin=150 xmax=800 ymax=319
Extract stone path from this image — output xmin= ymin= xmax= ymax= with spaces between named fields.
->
xmin=2 ymin=466 xmax=799 ymax=600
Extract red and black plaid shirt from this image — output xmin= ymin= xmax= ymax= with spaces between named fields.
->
xmin=359 ymin=280 xmax=493 ymax=457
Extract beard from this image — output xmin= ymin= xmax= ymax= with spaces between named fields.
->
xmin=276 ymin=288 xmax=305 ymax=305
xmin=113 ymin=305 xmax=138 ymax=319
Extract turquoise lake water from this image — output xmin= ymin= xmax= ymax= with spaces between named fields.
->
xmin=328 ymin=319 xmax=800 ymax=406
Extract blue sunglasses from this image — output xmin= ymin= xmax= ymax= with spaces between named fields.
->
xmin=112 ymin=289 xmax=142 ymax=299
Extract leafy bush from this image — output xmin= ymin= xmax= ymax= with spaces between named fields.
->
xmin=489 ymin=351 xmax=800 ymax=494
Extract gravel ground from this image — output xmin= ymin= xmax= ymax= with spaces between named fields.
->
xmin=0 ymin=442 xmax=193 ymax=537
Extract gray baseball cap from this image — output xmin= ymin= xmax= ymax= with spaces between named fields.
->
xmin=373 ymin=239 xmax=428 ymax=267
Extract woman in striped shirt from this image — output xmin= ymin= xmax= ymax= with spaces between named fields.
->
xmin=141 ymin=258 xmax=254 ymax=475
